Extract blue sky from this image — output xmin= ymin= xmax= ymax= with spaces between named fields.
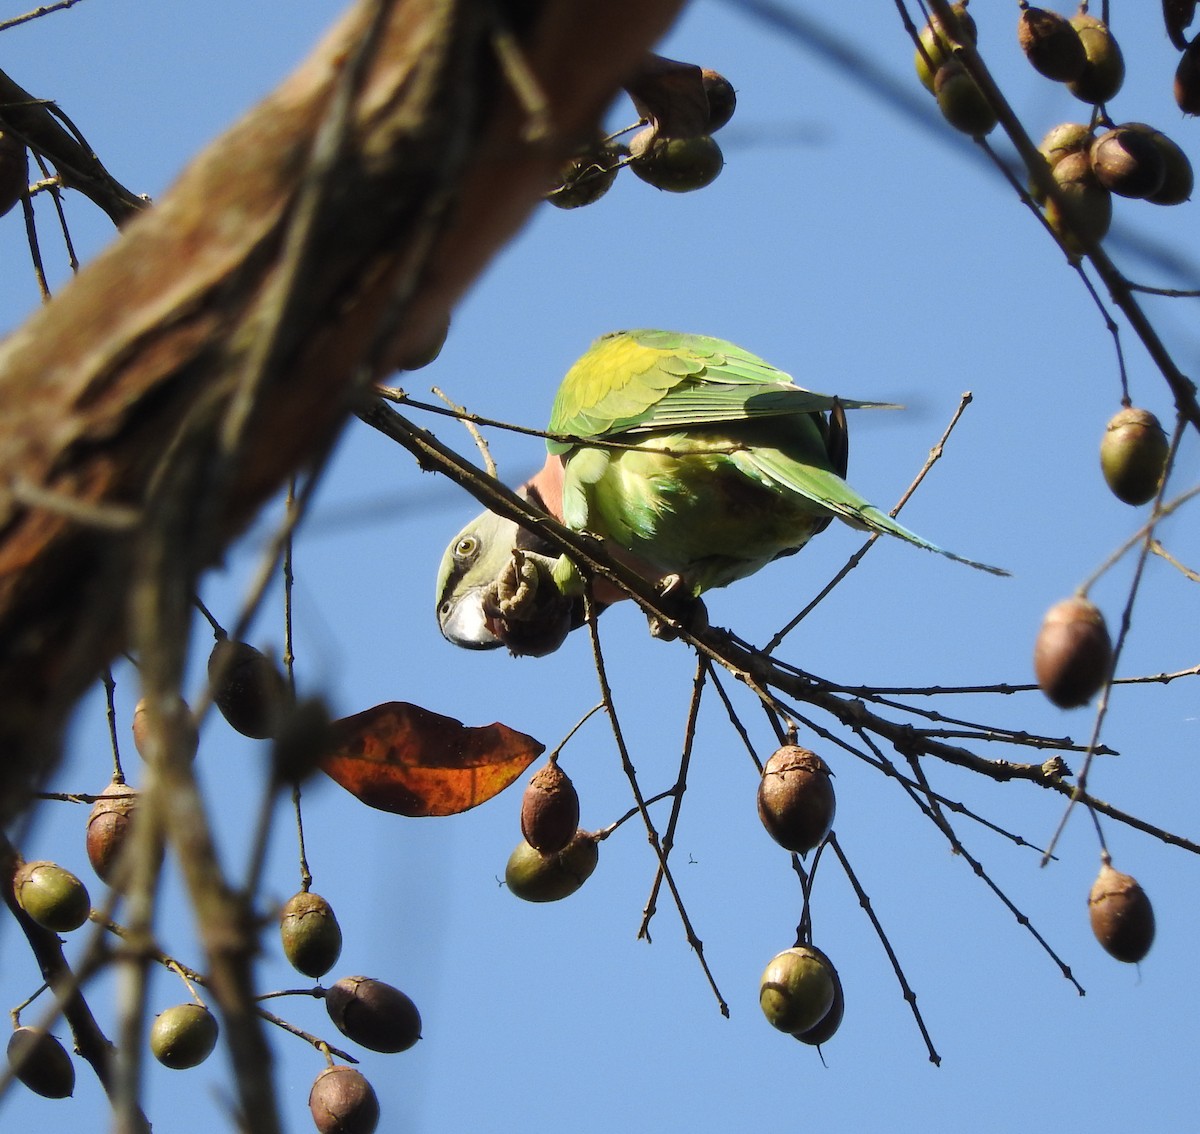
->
xmin=2 ymin=1 xmax=1199 ymax=1131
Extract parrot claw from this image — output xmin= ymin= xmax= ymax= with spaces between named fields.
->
xmin=647 ymin=574 xmax=708 ymax=641
xmin=494 ymin=547 xmax=542 ymax=621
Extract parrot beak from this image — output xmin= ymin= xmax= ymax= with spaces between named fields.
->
xmin=438 ymin=586 xmax=505 ymax=649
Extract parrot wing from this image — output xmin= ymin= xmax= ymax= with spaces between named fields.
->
xmin=547 ymin=329 xmax=896 ymax=453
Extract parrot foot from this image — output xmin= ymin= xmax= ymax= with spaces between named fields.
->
xmin=647 ymin=574 xmax=708 ymax=641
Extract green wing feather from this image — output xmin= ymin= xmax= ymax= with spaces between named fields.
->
xmin=547 ymin=330 xmax=896 ymax=454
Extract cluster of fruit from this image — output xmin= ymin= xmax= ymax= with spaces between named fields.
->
xmin=754 ymin=746 xmax=843 ymax=1047
xmin=545 ymin=62 xmax=735 ymax=209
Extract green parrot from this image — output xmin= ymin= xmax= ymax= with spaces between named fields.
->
xmin=437 ymin=329 xmax=1003 ymax=655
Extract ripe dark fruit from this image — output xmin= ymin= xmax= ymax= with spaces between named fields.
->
xmin=1120 ymin=124 xmax=1194 ymax=206
xmin=309 ymin=1066 xmax=380 ymax=1134
xmin=759 ymin=946 xmax=835 ymax=1035
xmin=1100 ymin=407 xmax=1169 ymax=506
xmin=0 ymin=131 xmax=27 ymax=218
xmin=1018 ymin=7 xmax=1086 ymax=82
xmin=1033 ymin=596 xmax=1112 ymax=709
xmin=394 ymin=314 xmax=450 ymax=371
xmin=520 ymin=761 xmax=580 ymax=854
xmin=1164 ymin=0 xmax=1197 ymax=49
xmin=208 ymin=637 xmax=289 ymax=739
xmin=546 ymin=140 xmax=623 ymax=209
xmin=150 ymin=1003 xmax=219 ymax=1069
xmin=7 ymin=1027 xmax=75 ymax=1098
xmin=628 ymin=131 xmax=723 ymax=192
xmin=701 ymin=68 xmax=737 ymax=131
xmin=505 ymin=829 xmax=599 ymax=902
xmin=1089 ymin=128 xmax=1166 ymax=200
xmin=13 ymin=860 xmax=90 ymax=933
xmin=1176 ymin=37 xmax=1200 ymax=115
xmin=86 ymin=782 xmax=139 ymax=885
xmin=914 ymin=3 xmax=978 ymax=92
xmin=324 ymin=976 xmax=421 ymax=1053
xmin=933 ymin=61 xmax=997 ymax=137
xmin=1089 ymin=861 xmax=1155 ymax=963
xmin=1066 ymin=14 xmax=1125 ymax=104
xmin=1044 ymin=151 xmax=1111 ymax=252
xmin=792 ymin=945 xmax=844 ymax=1046
xmin=757 ymin=745 xmax=835 ymax=855
xmin=280 ymin=891 xmax=343 ymax=978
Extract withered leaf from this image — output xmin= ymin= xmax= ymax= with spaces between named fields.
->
xmin=623 ymin=53 xmax=711 ymax=139
xmin=319 ymin=701 xmax=543 ymax=817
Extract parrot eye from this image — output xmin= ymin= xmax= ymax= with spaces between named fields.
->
xmin=454 ymin=535 xmax=478 ymax=559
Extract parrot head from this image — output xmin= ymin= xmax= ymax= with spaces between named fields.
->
xmin=435 ymin=509 xmax=515 ymax=650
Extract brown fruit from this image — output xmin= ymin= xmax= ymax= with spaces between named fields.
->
xmin=131 ymin=693 xmax=197 ymax=762
xmin=149 ymin=1003 xmax=219 ymax=1069
xmin=1018 ymin=7 xmax=1086 ymax=82
xmin=1089 ymin=128 xmax=1166 ymax=200
xmin=86 ymin=782 xmax=139 ymax=885
xmin=7 ymin=1027 xmax=75 ymax=1098
xmin=1030 ymin=122 xmax=1092 ymax=202
xmin=309 ymin=1065 xmax=380 ymax=1134
xmin=628 ymin=130 xmax=723 ymax=192
xmin=1044 ymin=151 xmax=1112 ymax=252
xmin=1119 ymin=124 xmax=1194 ymax=206
xmin=759 ymin=946 xmax=835 ymax=1035
xmin=280 ymin=891 xmax=343 ymax=978
xmin=208 ymin=638 xmax=288 ymax=739
xmin=1033 ymin=596 xmax=1112 ymax=708
xmin=0 ymin=131 xmax=27 ymax=219
xmin=933 ymin=60 xmax=997 ymax=137
xmin=13 ymin=859 xmax=91 ymax=933
xmin=757 ymin=745 xmax=835 ymax=855
xmin=701 ymin=68 xmax=737 ymax=132
xmin=792 ymin=945 xmax=844 ymax=1046
xmin=324 ymin=976 xmax=421 ymax=1053
xmin=1066 ymin=14 xmax=1125 ymax=104
xmin=546 ymin=140 xmax=623 ymax=209
xmin=393 ymin=314 xmax=449 ymax=371
xmin=1100 ymin=407 xmax=1169 ymax=506
xmin=505 ymin=829 xmax=599 ymax=902
xmin=913 ymin=3 xmax=978 ymax=92
xmin=520 ymin=761 xmax=580 ymax=854
xmin=1089 ymin=861 xmax=1154 ymax=963
xmin=1176 ymin=37 xmax=1200 ymax=115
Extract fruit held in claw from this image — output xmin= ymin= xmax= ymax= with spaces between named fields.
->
xmin=934 ymin=60 xmax=997 ymax=137
xmin=7 ymin=1027 xmax=75 ymax=1098
xmin=1018 ymin=6 xmax=1086 ymax=82
xmin=757 ymin=745 xmax=835 ymax=854
xmin=1100 ymin=407 xmax=1169 ymax=505
xmin=309 ymin=1065 xmax=380 ymax=1134
xmin=792 ymin=944 xmax=844 ymax=1046
xmin=628 ymin=130 xmax=724 ymax=192
xmin=913 ymin=3 xmax=978 ymax=92
xmin=86 ymin=782 xmax=139 ymax=885
xmin=520 ymin=761 xmax=580 ymax=854
xmin=1067 ymin=14 xmax=1125 ymax=104
xmin=1033 ymin=596 xmax=1112 ymax=708
xmin=13 ymin=860 xmax=91 ymax=933
xmin=208 ymin=637 xmax=289 ymax=739
xmin=149 ymin=1003 xmax=219 ymax=1069
xmin=1089 ymin=128 xmax=1166 ymax=200
xmin=280 ymin=891 xmax=343 ymax=978
xmin=1089 ymin=860 xmax=1155 ymax=963
xmin=324 ymin=976 xmax=422 ymax=1053
xmin=505 ymin=829 xmax=599 ymax=902
xmin=759 ymin=946 xmax=836 ymax=1035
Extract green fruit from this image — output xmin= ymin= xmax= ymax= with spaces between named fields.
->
xmin=1043 ymin=151 xmax=1111 ymax=253
xmin=309 ymin=1065 xmax=380 ymax=1134
xmin=280 ymin=891 xmax=343 ymax=978
xmin=1018 ymin=6 xmax=1086 ymax=81
xmin=1066 ymin=14 xmax=1125 ymax=104
xmin=149 ymin=1003 xmax=219 ymax=1069
xmin=14 ymin=860 xmax=91 ymax=933
xmin=505 ymin=829 xmax=599 ymax=902
xmin=933 ymin=60 xmax=997 ymax=137
xmin=1089 ymin=128 xmax=1166 ymax=200
xmin=759 ymin=946 xmax=835 ymax=1035
xmin=545 ymin=140 xmax=623 ymax=209
xmin=1089 ymin=861 xmax=1154 ymax=963
xmin=756 ymin=745 xmax=835 ymax=855
xmin=208 ymin=638 xmax=288 ymax=740
xmin=913 ymin=3 xmax=978 ymax=92
xmin=520 ymin=762 xmax=580 ymax=854
xmin=792 ymin=945 xmax=844 ymax=1046
xmin=7 ymin=1027 xmax=75 ymax=1098
xmin=1030 ymin=122 xmax=1092 ymax=202
xmin=1100 ymin=407 xmax=1169 ymax=505
xmin=86 ymin=782 xmax=139 ymax=886
xmin=1033 ymin=596 xmax=1112 ymax=709
xmin=324 ymin=976 xmax=421 ymax=1053
xmin=628 ymin=131 xmax=723 ymax=193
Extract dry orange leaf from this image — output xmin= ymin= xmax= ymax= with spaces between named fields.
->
xmin=319 ymin=701 xmax=544 ymax=817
